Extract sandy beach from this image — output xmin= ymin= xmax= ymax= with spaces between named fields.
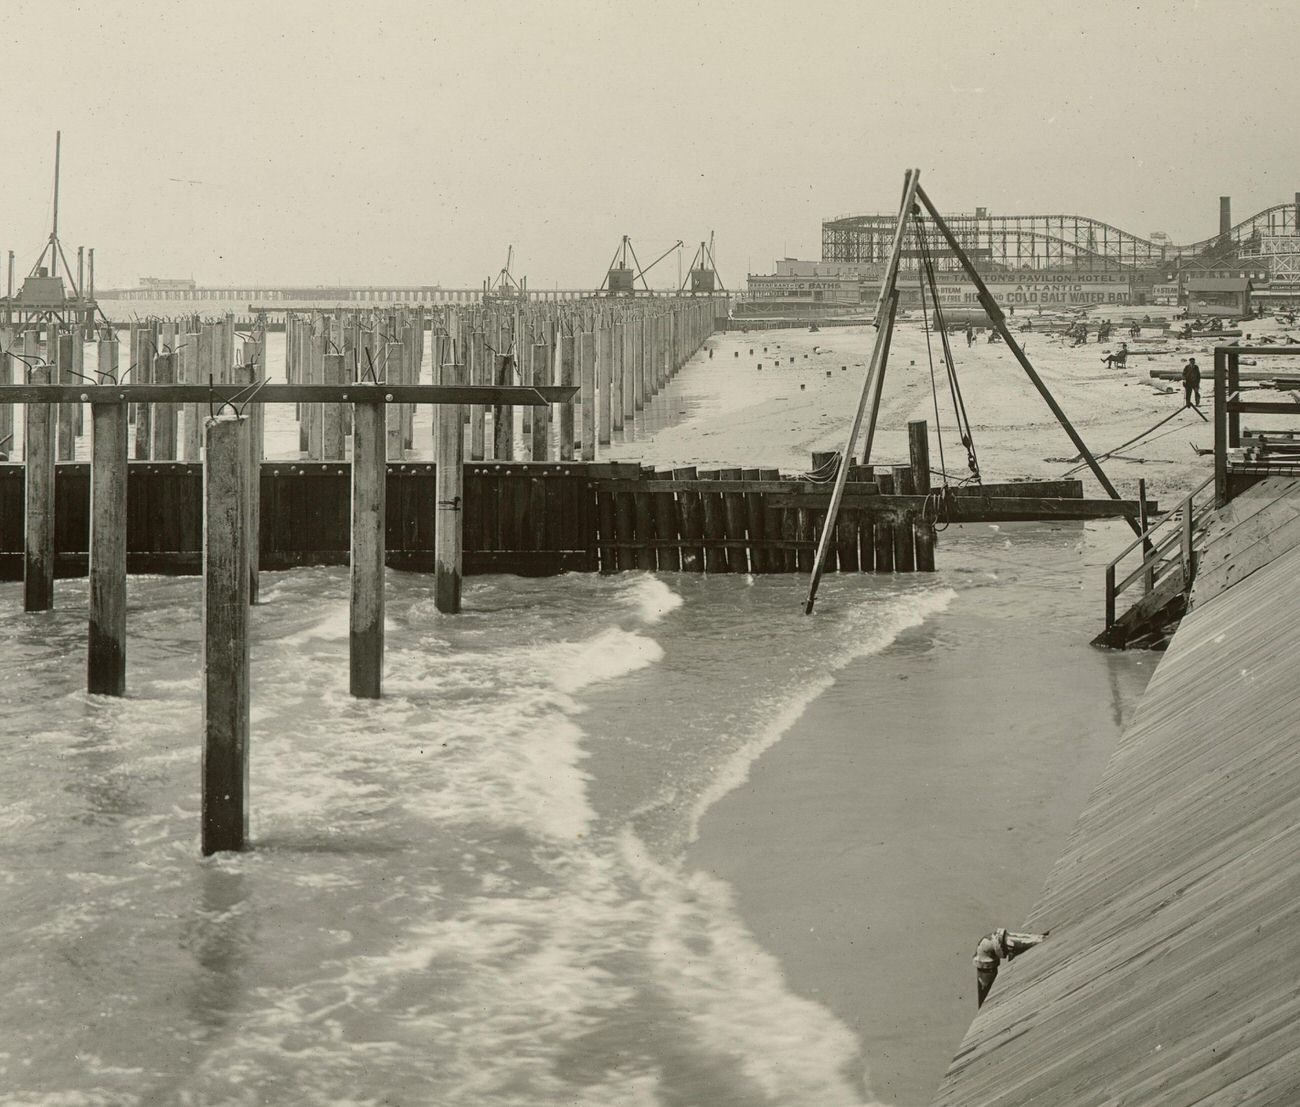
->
xmin=601 ymin=310 xmax=1293 ymax=505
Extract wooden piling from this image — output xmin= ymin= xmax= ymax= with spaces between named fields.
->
xmin=435 ymin=402 xmax=465 ymax=613
xmin=202 ymin=413 xmax=251 ymax=855
xmin=611 ymin=321 xmax=625 ymax=432
xmin=0 ymin=330 xmax=11 ymax=455
xmin=88 ymin=398 xmax=128 ymax=695
xmin=742 ymin=467 xmax=767 ymax=573
xmin=672 ymin=466 xmax=704 ymax=571
xmin=908 ymin=420 xmax=936 ymax=571
xmin=322 ymin=352 xmax=346 ymax=460
xmin=908 ymin=420 xmax=931 ymax=495
xmin=23 ymin=361 xmax=56 ymax=611
xmin=385 ymin=341 xmax=405 ymax=460
xmin=559 ymin=331 xmax=576 ymax=461
xmin=530 ymin=341 xmax=549 ymax=460
xmin=151 ymin=352 xmax=178 ymax=459
xmin=469 ymin=331 xmax=486 ymax=461
xmin=698 ymin=469 xmax=729 ymax=572
xmin=623 ymin=322 xmax=637 ymax=424
xmin=650 ymin=470 xmax=681 ymax=571
xmin=580 ymin=331 xmax=596 ymax=461
xmin=493 ymin=352 xmax=515 ymax=462
xmin=599 ymin=322 xmax=613 ymax=444
xmin=874 ymin=470 xmax=895 ymax=572
xmin=135 ymin=324 xmax=157 ymax=460
xmin=719 ymin=467 xmax=749 ymax=573
xmin=350 ymin=396 xmax=386 ymax=697
xmin=56 ymin=331 xmax=75 ymax=461
xmin=181 ymin=331 xmax=201 ymax=461
xmin=890 ymin=465 xmax=917 ymax=571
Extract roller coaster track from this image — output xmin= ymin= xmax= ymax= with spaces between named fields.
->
xmin=822 ymin=202 xmax=1300 ymax=273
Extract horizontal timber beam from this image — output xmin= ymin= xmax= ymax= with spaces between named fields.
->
xmin=771 ymin=493 xmax=1158 ymax=520
xmin=0 ymin=384 xmax=579 ymax=407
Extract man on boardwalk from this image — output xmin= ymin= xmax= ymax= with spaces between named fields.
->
xmin=973 ymin=926 xmax=1049 ymax=1007
xmin=1183 ymin=357 xmax=1202 ymax=407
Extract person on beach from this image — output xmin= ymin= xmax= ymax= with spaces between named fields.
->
xmin=973 ymin=927 xmax=1049 ymax=1007
xmin=965 ymin=323 xmax=975 ymax=347
xmin=1102 ymin=342 xmax=1129 ymax=369
xmin=1183 ymin=358 xmax=1202 ymax=407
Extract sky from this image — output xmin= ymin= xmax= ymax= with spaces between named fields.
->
xmin=6 ymin=0 xmax=1297 ymax=290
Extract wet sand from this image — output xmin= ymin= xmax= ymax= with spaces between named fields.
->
xmin=688 ymin=522 xmax=1156 ymax=1104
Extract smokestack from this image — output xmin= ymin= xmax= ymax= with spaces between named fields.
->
xmin=1220 ymin=196 xmax=1232 ymax=236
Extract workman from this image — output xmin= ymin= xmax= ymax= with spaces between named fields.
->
xmin=1183 ymin=357 xmax=1202 ymax=407
xmin=973 ymin=926 xmax=1049 ymax=1007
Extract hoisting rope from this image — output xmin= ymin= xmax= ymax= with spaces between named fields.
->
xmin=1059 ymin=405 xmax=1202 ymax=478
xmin=914 ymin=211 xmax=983 ymax=489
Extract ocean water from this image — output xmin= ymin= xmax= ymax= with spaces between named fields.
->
xmin=1 ymin=563 xmax=963 ymax=1107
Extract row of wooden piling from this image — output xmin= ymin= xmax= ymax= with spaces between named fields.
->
xmin=281 ymin=296 xmax=722 ymax=462
xmin=0 ymin=314 xmax=262 ymax=465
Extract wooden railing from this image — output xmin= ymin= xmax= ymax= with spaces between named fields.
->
xmin=1104 ymin=474 xmax=1215 ymax=629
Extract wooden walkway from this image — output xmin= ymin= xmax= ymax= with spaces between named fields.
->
xmin=931 ymin=484 xmax=1300 ymax=1105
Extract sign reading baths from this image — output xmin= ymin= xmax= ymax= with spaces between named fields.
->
xmin=935 ymin=270 xmax=1133 ymax=307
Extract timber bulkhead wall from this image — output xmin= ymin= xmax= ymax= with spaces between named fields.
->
xmin=0 ymin=461 xmax=1072 ymax=578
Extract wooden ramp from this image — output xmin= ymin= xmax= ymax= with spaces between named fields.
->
xmin=932 ymin=519 xmax=1300 ymax=1105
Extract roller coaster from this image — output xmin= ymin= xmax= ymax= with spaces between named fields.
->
xmin=822 ymin=202 xmax=1300 ymax=279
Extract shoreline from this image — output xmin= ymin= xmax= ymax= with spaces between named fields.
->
xmin=685 ymin=522 xmax=1155 ymax=1104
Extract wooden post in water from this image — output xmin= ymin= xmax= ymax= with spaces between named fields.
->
xmin=350 ymin=394 xmax=386 ymax=697
xmin=88 ymin=397 xmax=128 ymax=694
xmin=385 ymin=341 xmax=405 ymax=460
xmin=435 ymin=401 xmax=465 ymax=613
xmin=892 ymin=465 xmax=916 ymax=571
xmin=202 ymin=413 xmax=251 ymax=856
xmin=873 ymin=469 xmax=895 ymax=572
xmin=24 ymin=360 xmax=56 ymax=611
xmin=909 ymin=420 xmax=936 ymax=571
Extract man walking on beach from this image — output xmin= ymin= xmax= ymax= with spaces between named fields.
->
xmin=973 ymin=927 xmax=1049 ymax=1007
xmin=965 ymin=323 xmax=974 ymax=347
xmin=1183 ymin=357 xmax=1202 ymax=407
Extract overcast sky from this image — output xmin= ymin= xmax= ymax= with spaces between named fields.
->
xmin=7 ymin=0 xmax=1295 ymax=290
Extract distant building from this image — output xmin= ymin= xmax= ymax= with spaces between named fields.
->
xmin=1183 ymin=277 xmax=1253 ymax=316
xmin=138 ymin=276 xmax=196 ymax=290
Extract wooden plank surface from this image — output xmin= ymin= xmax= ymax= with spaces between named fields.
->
xmin=932 ymin=511 xmax=1300 ymax=1106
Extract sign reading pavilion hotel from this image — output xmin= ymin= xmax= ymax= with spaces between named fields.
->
xmin=934 ymin=270 xmax=1133 ymax=307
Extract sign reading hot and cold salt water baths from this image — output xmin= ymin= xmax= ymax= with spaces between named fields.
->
xmin=934 ymin=270 xmax=1133 ymax=307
